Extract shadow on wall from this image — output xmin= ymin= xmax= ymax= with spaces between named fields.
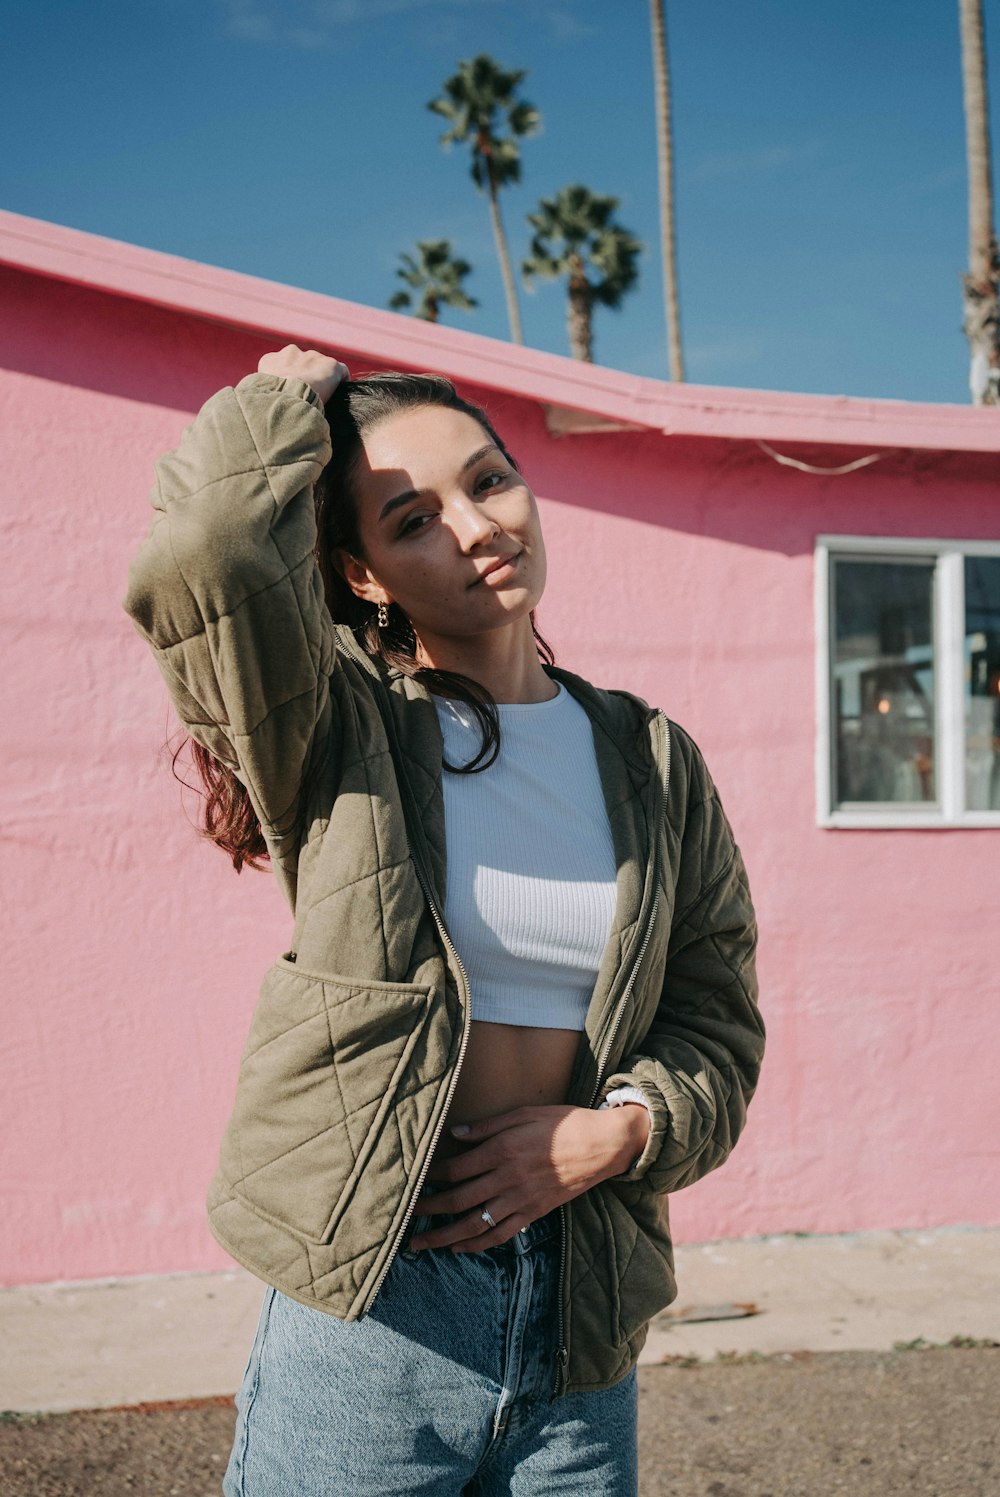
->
xmin=3 ymin=262 xmax=993 ymax=562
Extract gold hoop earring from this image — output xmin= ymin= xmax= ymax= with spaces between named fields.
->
xmin=377 ymin=601 xmax=389 ymax=629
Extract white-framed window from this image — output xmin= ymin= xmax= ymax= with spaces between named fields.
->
xmin=815 ymin=536 xmax=1000 ymax=828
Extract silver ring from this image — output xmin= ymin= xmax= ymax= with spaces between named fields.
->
xmin=481 ymin=1207 xmax=496 ymax=1229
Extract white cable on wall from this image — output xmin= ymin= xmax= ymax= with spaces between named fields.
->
xmin=755 ymin=439 xmax=888 ymax=475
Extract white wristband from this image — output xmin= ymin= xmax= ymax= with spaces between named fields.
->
xmin=598 ymin=1086 xmax=652 ymax=1171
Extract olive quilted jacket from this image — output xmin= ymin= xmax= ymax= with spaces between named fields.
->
xmin=122 ymin=372 xmax=764 ymax=1401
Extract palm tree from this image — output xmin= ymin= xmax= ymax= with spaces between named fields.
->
xmin=522 ymin=184 xmax=642 ymax=362
xmin=388 ymin=240 xmax=477 ymax=324
xmin=959 ymin=0 xmax=999 ymax=404
xmin=649 ymin=0 xmax=685 ymax=380
xmin=428 ymin=55 xmax=540 ymax=345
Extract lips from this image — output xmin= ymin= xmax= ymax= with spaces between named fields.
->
xmin=472 ymin=552 xmax=521 ymax=586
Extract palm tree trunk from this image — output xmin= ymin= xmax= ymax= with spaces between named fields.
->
xmin=487 ymin=182 xmax=524 ymax=345
xmin=649 ymin=0 xmax=685 ymax=381
xmin=567 ymin=280 xmax=593 ymax=361
xmin=959 ymin=0 xmax=999 ymax=404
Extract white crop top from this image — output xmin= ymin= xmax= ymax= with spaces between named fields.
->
xmin=432 ymin=680 xmax=618 ymax=1032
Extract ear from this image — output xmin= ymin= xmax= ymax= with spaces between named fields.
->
xmin=330 ymin=547 xmax=388 ymax=608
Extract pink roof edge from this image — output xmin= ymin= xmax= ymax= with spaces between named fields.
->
xmin=2 ymin=207 xmax=998 ymax=455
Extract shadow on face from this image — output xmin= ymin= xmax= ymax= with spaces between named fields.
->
xmin=334 ymin=405 xmax=547 ymax=645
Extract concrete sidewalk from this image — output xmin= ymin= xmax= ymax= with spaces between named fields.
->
xmin=3 ymin=1226 xmax=998 ymax=1414
xmin=642 ymin=1225 xmax=1000 ymax=1363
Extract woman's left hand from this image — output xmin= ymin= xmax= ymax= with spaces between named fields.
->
xmin=407 ymin=1102 xmax=650 ymax=1253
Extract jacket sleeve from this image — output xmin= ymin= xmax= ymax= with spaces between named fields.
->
xmin=121 ymin=371 xmax=337 ymax=863
xmin=597 ymin=728 xmax=764 ymax=1194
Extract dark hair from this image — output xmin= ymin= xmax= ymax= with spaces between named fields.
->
xmin=181 ymin=370 xmax=555 ymax=871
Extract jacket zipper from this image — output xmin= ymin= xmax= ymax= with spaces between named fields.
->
xmin=586 ymin=887 xmax=661 ymax=1115
xmin=341 ymin=648 xmax=474 ymax=1316
xmin=362 ymin=854 xmax=473 ymax=1312
xmin=550 ymin=709 xmax=672 ymax=1401
xmin=549 ymin=885 xmax=660 ymax=1402
xmin=589 ymin=710 xmax=671 ymax=1118
xmin=336 ymin=635 xmax=671 ymax=1386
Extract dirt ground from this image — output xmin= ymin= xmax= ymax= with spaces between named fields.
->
xmin=1 ymin=1347 xmax=996 ymax=1496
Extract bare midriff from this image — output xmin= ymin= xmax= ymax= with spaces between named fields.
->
xmin=428 ymin=1019 xmax=584 ymax=1169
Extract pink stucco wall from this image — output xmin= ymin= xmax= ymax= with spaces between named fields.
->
xmin=2 ymin=259 xmax=998 ymax=1290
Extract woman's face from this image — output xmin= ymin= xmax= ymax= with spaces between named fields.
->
xmin=335 ymin=404 xmax=547 ymax=644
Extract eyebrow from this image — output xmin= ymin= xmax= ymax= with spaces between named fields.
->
xmin=377 ymin=443 xmax=501 ymax=524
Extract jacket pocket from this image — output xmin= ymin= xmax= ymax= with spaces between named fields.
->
xmin=601 ymin=1182 xmax=678 ymax=1350
xmin=219 ymin=956 xmax=439 ymax=1246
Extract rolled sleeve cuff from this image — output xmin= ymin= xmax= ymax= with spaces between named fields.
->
xmin=596 ymin=1073 xmax=671 ymax=1184
xmin=598 ymin=1085 xmax=655 ymax=1175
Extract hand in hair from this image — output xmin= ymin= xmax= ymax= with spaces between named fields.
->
xmin=257 ymin=344 xmax=350 ymax=405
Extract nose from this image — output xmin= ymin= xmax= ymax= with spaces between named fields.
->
xmin=444 ymin=493 xmax=500 ymax=552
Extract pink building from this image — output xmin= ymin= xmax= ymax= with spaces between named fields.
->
xmin=2 ymin=208 xmax=998 ymax=1296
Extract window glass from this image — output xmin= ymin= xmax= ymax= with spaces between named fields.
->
xmin=832 ymin=557 xmax=936 ymax=806
xmin=965 ymin=556 xmax=1000 ymax=812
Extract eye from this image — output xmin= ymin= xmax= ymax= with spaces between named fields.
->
xmin=475 ymin=470 xmax=507 ymax=493
xmin=398 ymin=512 xmax=433 ymax=538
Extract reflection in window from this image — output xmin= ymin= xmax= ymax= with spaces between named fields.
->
xmin=832 ymin=558 xmax=936 ymax=806
xmin=965 ymin=556 xmax=1000 ymax=812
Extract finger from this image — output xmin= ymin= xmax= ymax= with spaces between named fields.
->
xmin=414 ymin=1167 xmax=504 ymax=1215
xmin=414 ymin=1176 xmax=487 ymax=1213
xmin=410 ymin=1203 xmax=530 ymax=1254
xmin=257 ymin=346 xmax=300 ymax=372
xmin=408 ymin=1207 xmax=491 ymax=1253
xmin=450 ymin=1210 xmax=531 ymax=1254
xmin=434 ymin=1139 xmax=507 ymax=1187
xmin=449 ymin=1108 xmax=523 ymax=1146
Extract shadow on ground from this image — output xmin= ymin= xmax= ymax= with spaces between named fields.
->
xmin=2 ymin=1349 xmax=997 ymax=1496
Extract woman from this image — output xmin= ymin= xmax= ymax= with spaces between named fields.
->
xmin=123 ymin=344 xmax=764 ymax=1496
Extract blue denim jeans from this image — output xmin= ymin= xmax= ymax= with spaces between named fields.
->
xmin=223 ymin=1190 xmax=638 ymax=1495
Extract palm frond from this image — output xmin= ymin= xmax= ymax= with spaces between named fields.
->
xmin=521 ymin=183 xmax=642 ymax=306
xmin=508 ymin=101 xmax=541 ymax=137
xmin=389 ymin=239 xmax=478 ymax=321
xmin=428 ymin=53 xmax=538 ymax=190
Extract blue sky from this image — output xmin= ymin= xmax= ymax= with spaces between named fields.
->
xmin=3 ymin=0 xmax=998 ymax=403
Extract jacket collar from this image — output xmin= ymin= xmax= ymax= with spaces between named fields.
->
xmin=381 ymin=660 xmax=664 ymax=1078
xmin=333 ymin=626 xmax=663 ymax=885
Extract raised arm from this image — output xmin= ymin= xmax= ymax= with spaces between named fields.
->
xmin=122 ymin=347 xmax=349 ymax=878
